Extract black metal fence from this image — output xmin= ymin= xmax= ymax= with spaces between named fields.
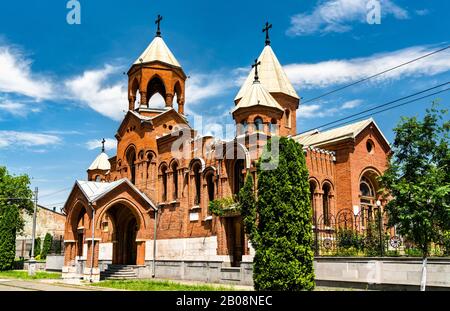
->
xmin=313 ymin=208 xmax=449 ymax=257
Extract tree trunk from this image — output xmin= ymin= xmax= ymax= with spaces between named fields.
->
xmin=420 ymin=256 xmax=427 ymax=291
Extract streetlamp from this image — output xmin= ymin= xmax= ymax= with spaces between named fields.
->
xmin=28 ymin=187 xmax=38 ymax=276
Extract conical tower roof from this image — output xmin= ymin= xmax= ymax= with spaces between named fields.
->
xmin=134 ymin=36 xmax=181 ymax=68
xmin=235 ymin=45 xmax=299 ymax=101
xmin=88 ymin=152 xmax=111 ymax=171
xmin=232 ymin=80 xmax=284 ymax=114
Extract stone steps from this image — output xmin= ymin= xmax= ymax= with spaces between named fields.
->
xmin=101 ymin=265 xmax=138 ymax=280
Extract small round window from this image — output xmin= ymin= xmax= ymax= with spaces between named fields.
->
xmin=366 ymin=139 xmax=375 ymax=154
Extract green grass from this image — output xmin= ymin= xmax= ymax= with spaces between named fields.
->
xmin=91 ymin=279 xmax=236 ymax=291
xmin=0 ymin=270 xmax=61 ymax=280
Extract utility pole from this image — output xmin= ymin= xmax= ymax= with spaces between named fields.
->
xmin=28 ymin=187 xmax=38 ymax=276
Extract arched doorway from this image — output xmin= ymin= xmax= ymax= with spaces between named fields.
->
xmin=106 ymin=204 xmax=139 ymax=265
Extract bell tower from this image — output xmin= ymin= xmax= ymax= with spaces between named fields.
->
xmin=234 ymin=22 xmax=300 ymax=136
xmin=127 ymin=15 xmax=187 ymax=116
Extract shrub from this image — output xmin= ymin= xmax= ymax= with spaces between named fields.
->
xmin=243 ymin=137 xmax=315 ymax=291
xmin=41 ymin=233 xmax=53 ymax=259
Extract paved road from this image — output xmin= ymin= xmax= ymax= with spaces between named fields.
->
xmin=0 ymin=278 xmax=114 ymax=291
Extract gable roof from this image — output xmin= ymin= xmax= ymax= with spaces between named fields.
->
xmin=231 ymin=80 xmax=284 ymax=114
xmin=294 ymin=118 xmax=390 ymax=148
xmin=64 ymin=178 xmax=157 ymax=211
xmin=134 ymin=36 xmax=181 ymax=68
xmin=235 ymin=45 xmax=299 ymax=101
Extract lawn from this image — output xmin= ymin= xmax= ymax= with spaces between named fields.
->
xmin=0 ymin=270 xmax=61 ymax=280
xmin=91 ymin=279 xmax=236 ymax=291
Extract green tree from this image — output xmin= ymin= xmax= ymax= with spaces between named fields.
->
xmin=0 ymin=166 xmax=33 ymax=270
xmin=41 ymin=233 xmax=53 ymax=259
xmin=380 ymin=102 xmax=450 ymax=291
xmin=241 ymin=137 xmax=315 ymax=291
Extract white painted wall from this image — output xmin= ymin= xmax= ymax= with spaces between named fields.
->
xmin=99 ymin=242 xmax=113 ymax=260
xmin=145 ymin=236 xmax=221 ymax=261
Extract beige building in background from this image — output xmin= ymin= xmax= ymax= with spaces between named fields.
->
xmin=16 ymin=205 xmax=66 ymax=259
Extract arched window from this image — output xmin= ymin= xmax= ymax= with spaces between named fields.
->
xmin=233 ymin=160 xmax=245 ymax=195
xmin=146 ymin=152 xmax=153 ymax=181
xmin=147 ymin=76 xmax=166 ymax=108
xmin=254 ymin=117 xmax=264 ymax=132
xmin=172 ymin=162 xmax=179 ymax=200
xmin=323 ymin=183 xmax=331 ymax=226
xmin=239 ymin=120 xmax=248 ymax=135
xmin=126 ymin=147 xmax=136 ymax=184
xmin=95 ymin=175 xmax=102 ymax=182
xmin=309 ymin=181 xmax=317 ymax=219
xmin=285 ymin=109 xmax=291 ymax=128
xmin=269 ymin=119 xmax=277 ymax=134
xmin=193 ymin=163 xmax=202 ymax=205
xmin=360 ymin=176 xmax=376 ymax=224
xmin=206 ymin=172 xmax=215 ymax=202
xmin=360 ymin=176 xmax=375 ymax=204
xmin=161 ymin=165 xmax=168 ymax=201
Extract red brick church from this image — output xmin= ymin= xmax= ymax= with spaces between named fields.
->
xmin=62 ymin=19 xmax=390 ymax=282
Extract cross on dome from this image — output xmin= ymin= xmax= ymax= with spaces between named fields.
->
xmin=155 ymin=14 xmax=163 ymax=37
xmin=262 ymin=22 xmax=272 ymax=46
xmin=252 ymin=58 xmax=261 ymax=82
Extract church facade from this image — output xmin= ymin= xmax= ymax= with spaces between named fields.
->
xmin=62 ymin=20 xmax=391 ymax=282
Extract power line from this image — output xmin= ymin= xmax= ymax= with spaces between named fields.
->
xmin=319 ymin=87 xmax=450 ymax=132
xmin=300 ymin=82 xmax=449 ymax=134
xmin=39 ymin=187 xmax=72 ymax=199
xmin=302 ymin=45 xmax=450 ymax=104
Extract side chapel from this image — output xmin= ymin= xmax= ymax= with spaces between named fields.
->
xmin=62 ymin=17 xmax=391 ymax=281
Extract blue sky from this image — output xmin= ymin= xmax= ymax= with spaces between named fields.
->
xmin=0 ymin=0 xmax=449 ymax=209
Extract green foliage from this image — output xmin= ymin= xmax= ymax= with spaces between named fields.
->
xmin=404 ymin=247 xmax=423 ymax=257
xmin=335 ymin=246 xmax=360 ymax=257
xmin=442 ymin=231 xmax=450 ymax=256
xmin=336 ymin=229 xmax=363 ymax=251
xmin=243 ymin=137 xmax=315 ymax=291
xmin=41 ymin=233 xmax=53 ymax=259
xmin=238 ymin=174 xmax=257 ymax=245
xmin=0 ymin=270 xmax=61 ymax=280
xmin=32 ymin=237 xmax=41 ymax=258
xmin=0 ymin=166 xmax=33 ymax=271
xmin=380 ymin=102 xmax=450 ymax=258
xmin=91 ymin=279 xmax=236 ymax=291
xmin=208 ymin=196 xmax=236 ymax=216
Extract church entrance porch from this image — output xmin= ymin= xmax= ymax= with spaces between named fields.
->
xmin=105 ymin=204 xmax=139 ymax=265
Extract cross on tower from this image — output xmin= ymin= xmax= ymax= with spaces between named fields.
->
xmin=262 ymin=22 xmax=272 ymax=46
xmin=252 ymin=58 xmax=261 ymax=82
xmin=101 ymin=138 xmax=106 ymax=152
xmin=155 ymin=14 xmax=163 ymax=37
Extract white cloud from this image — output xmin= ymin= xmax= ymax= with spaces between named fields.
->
xmin=287 ymin=0 xmax=409 ymax=36
xmin=0 ymin=100 xmax=40 ymax=117
xmin=64 ymin=65 xmax=128 ymax=121
xmin=341 ymin=99 xmax=362 ymax=109
xmin=298 ymin=99 xmax=363 ymax=119
xmin=298 ymin=103 xmax=337 ymax=118
xmin=0 ymin=45 xmax=54 ymax=100
xmin=284 ymin=45 xmax=450 ymax=89
xmin=186 ymin=72 xmax=237 ymax=104
xmin=85 ymin=138 xmax=117 ymax=151
xmin=0 ymin=131 xmax=61 ymax=149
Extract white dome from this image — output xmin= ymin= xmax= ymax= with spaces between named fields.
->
xmin=88 ymin=152 xmax=111 ymax=171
